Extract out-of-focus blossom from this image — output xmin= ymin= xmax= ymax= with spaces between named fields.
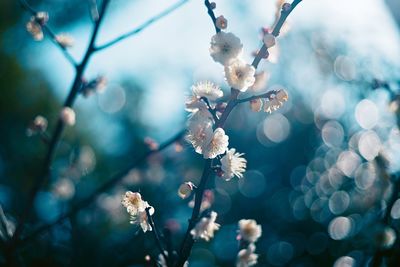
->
xmin=189 ymin=189 xmax=214 ymax=211
xmin=60 ymin=107 xmax=76 ymax=126
xmin=144 ymin=137 xmax=159 ymax=151
xmin=263 ymin=33 xmax=276 ymax=48
xmin=216 ymin=15 xmax=228 ymax=30
xmin=375 ymin=226 xmax=397 ymax=249
xmin=26 ymin=115 xmax=48 ymax=136
xmin=263 ymin=89 xmax=288 ymax=113
xmin=249 ymin=71 xmax=269 ymax=92
xmin=238 ymin=219 xmax=262 ymax=243
xmin=220 ymin=148 xmax=247 ymax=180
xmin=26 ymin=12 xmax=48 ymax=41
xmin=250 ymin=99 xmax=263 ymax=112
xmin=224 ymin=59 xmax=256 ymax=92
xmin=121 ymin=191 xmax=154 ymax=232
xmin=178 ymin=182 xmax=195 ymax=199
xmin=236 ymin=243 xmax=258 ymax=267
xmin=210 ymin=32 xmax=243 ymax=66
xmin=82 ymin=76 xmax=108 ymax=97
xmin=0 ymin=206 xmax=15 ymax=241
xmin=55 ymin=34 xmax=74 ymax=48
xmin=52 ymin=178 xmax=75 ymax=200
xmin=190 ymin=211 xmax=220 ymax=241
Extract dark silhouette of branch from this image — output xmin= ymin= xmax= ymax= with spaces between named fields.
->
xmin=146 ymin=207 xmax=169 ymax=263
xmin=20 ymin=0 xmax=78 ymax=67
xmin=236 ymin=90 xmax=278 ymax=104
xmin=95 ymin=0 xmax=190 ymax=51
xmin=204 ymin=0 xmax=220 ymax=34
xmin=17 ymin=130 xmax=185 ymax=247
xmin=8 ymin=0 xmax=112 ymax=257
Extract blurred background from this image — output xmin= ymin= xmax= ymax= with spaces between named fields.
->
xmin=1 ymin=0 xmax=400 ymax=266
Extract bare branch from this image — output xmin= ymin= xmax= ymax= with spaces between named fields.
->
xmin=20 ymin=0 xmax=78 ymax=67
xmin=145 ymin=207 xmax=169 ymax=263
xmin=95 ymin=0 xmax=189 ymax=51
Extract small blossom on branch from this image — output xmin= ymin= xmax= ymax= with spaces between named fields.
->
xmin=82 ymin=76 xmax=108 ymax=97
xmin=263 ymin=33 xmax=276 ymax=48
xmin=186 ymin=81 xmax=223 ymax=113
xmin=190 ymin=211 xmax=220 ymax=241
xmin=60 ymin=107 xmax=76 ymax=126
xmin=238 ymin=219 xmax=262 ymax=243
xmin=202 ymin=128 xmax=229 ymax=159
xmin=249 ymin=99 xmax=263 ymax=112
xmin=210 ymin=32 xmax=243 ymax=66
xmin=215 ymin=15 xmax=228 ymax=30
xmin=178 ymin=182 xmax=196 ymax=199
xmin=263 ymin=89 xmax=288 ymax=113
xmin=225 ymin=59 xmax=256 ymax=92
xmin=236 ymin=243 xmax=258 ymax=267
xmin=26 ymin=12 xmax=48 ymax=41
xmin=220 ymin=148 xmax=247 ymax=180
xmin=55 ymin=34 xmax=74 ymax=48
xmin=121 ymin=191 xmax=155 ymax=232
xmin=26 ymin=115 xmax=48 ymax=136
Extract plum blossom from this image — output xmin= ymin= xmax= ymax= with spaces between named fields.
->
xmin=27 ymin=115 xmax=48 ymax=136
xmin=224 ymin=59 xmax=256 ymax=92
xmin=263 ymin=33 xmax=276 ymax=48
xmin=55 ymin=34 xmax=74 ymax=48
xmin=190 ymin=211 xmax=220 ymax=241
xmin=263 ymin=89 xmax=288 ymax=113
xmin=60 ymin=107 xmax=76 ymax=126
xmin=178 ymin=182 xmax=195 ymax=199
xmin=215 ymin=15 xmax=228 ymax=30
xmin=236 ymin=243 xmax=258 ymax=267
xmin=121 ymin=191 xmax=154 ymax=232
xmin=210 ymin=32 xmax=243 ymax=65
xmin=26 ymin=12 xmax=48 ymax=41
xmin=186 ymin=81 xmax=223 ymax=113
xmin=220 ymin=148 xmax=247 ymax=180
xmin=238 ymin=219 xmax=262 ymax=243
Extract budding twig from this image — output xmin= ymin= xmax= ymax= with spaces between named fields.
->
xmin=236 ymin=90 xmax=278 ymax=104
xmin=145 ymin=207 xmax=169 ymax=263
xmin=19 ymin=0 xmax=78 ymax=67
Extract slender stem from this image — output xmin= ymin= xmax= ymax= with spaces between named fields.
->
xmin=204 ymin=0 xmax=220 ymax=33
xmin=200 ymin=97 xmax=219 ymax=122
xmin=20 ymin=0 xmax=78 ymax=67
xmin=145 ymin=207 xmax=168 ymax=263
xmin=95 ymin=0 xmax=189 ymax=51
xmin=16 ymin=130 xmax=185 ymax=247
xmin=9 ymin=0 xmax=111 ymax=253
xmin=251 ymin=0 xmax=302 ymax=69
xmin=236 ymin=90 xmax=278 ymax=104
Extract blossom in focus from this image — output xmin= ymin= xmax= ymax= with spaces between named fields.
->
xmin=210 ymin=32 xmax=243 ymax=66
xmin=215 ymin=15 xmax=228 ymax=30
xmin=190 ymin=211 xmax=220 ymax=241
xmin=220 ymin=148 xmax=247 ymax=180
xmin=60 ymin=107 xmax=76 ymax=126
xmin=263 ymin=89 xmax=288 ymax=113
xmin=238 ymin=219 xmax=262 ymax=243
xmin=186 ymin=81 xmax=223 ymax=113
xmin=202 ymin=128 xmax=229 ymax=159
xmin=26 ymin=12 xmax=48 ymax=41
xmin=186 ymin=112 xmax=214 ymax=154
xmin=55 ymin=34 xmax=74 ymax=48
xmin=236 ymin=243 xmax=258 ymax=267
xmin=26 ymin=115 xmax=48 ymax=136
xmin=224 ymin=59 xmax=256 ymax=92
xmin=121 ymin=191 xmax=154 ymax=232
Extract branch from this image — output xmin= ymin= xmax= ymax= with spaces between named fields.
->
xmin=20 ymin=0 xmax=78 ymax=67
xmin=8 ymin=0 xmax=111 ymax=254
xmin=145 ymin=207 xmax=169 ymax=263
xmin=16 ymin=130 xmax=185 ymax=247
xmin=251 ymin=0 xmax=302 ymax=69
xmin=204 ymin=0 xmax=220 ymax=33
xmin=95 ymin=0 xmax=189 ymax=51
xmin=236 ymin=90 xmax=278 ymax=104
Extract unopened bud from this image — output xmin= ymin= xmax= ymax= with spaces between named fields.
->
xmin=60 ymin=107 xmax=76 ymax=126
xmin=263 ymin=33 xmax=276 ymax=48
xmin=178 ymin=182 xmax=195 ymax=199
xmin=215 ymin=15 xmax=227 ymax=30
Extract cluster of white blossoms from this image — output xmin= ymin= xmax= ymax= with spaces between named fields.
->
xmin=26 ymin=11 xmax=48 ymax=41
xmin=236 ymin=219 xmax=262 ymax=267
xmin=121 ymin=191 xmax=154 ymax=232
xmin=190 ymin=211 xmax=220 ymax=241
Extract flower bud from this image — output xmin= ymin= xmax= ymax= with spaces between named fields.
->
xmin=263 ymin=33 xmax=276 ymax=48
xmin=27 ymin=115 xmax=48 ymax=136
xmin=178 ymin=182 xmax=195 ymax=199
xmin=215 ymin=15 xmax=227 ymax=30
xmin=60 ymin=107 xmax=76 ymax=126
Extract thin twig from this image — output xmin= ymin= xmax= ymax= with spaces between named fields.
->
xmin=236 ymin=90 xmax=278 ymax=104
xmin=204 ymin=0 xmax=220 ymax=33
xmin=200 ymin=97 xmax=219 ymax=122
xmin=251 ymin=0 xmax=302 ymax=69
xmin=20 ymin=0 xmax=78 ymax=67
xmin=95 ymin=0 xmax=189 ymax=51
xmin=16 ymin=130 xmax=185 ymax=247
xmin=145 ymin=207 xmax=169 ymax=263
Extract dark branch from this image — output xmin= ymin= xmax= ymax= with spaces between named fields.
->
xmin=145 ymin=207 xmax=169 ymax=263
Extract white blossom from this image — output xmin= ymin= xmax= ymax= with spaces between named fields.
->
xmin=27 ymin=115 xmax=48 ymax=136
xmin=225 ymin=59 xmax=256 ymax=92
xmin=26 ymin=12 xmax=48 ymax=41
xmin=191 ymin=81 xmax=223 ymax=101
xmin=249 ymin=99 xmax=263 ymax=112
xmin=186 ymin=112 xmax=214 ymax=154
xmin=178 ymin=182 xmax=195 ymax=199
xmin=236 ymin=243 xmax=258 ymax=267
xmin=238 ymin=219 xmax=262 ymax=243
xmin=60 ymin=107 xmax=76 ymax=126
xmin=263 ymin=89 xmax=288 ymax=113
xmin=202 ymin=128 xmax=229 ymax=159
xmin=220 ymin=148 xmax=247 ymax=180
xmin=210 ymin=32 xmax=243 ymax=66
xmin=55 ymin=34 xmax=74 ymax=48
xmin=121 ymin=191 xmax=154 ymax=232
xmin=190 ymin=211 xmax=220 ymax=241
